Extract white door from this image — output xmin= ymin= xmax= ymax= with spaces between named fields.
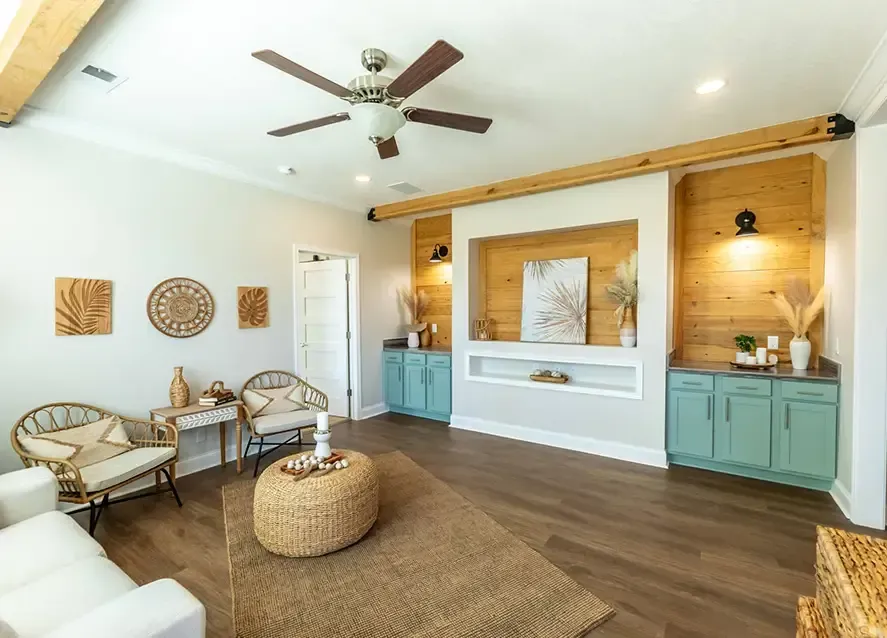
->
xmin=296 ymin=259 xmax=350 ymax=417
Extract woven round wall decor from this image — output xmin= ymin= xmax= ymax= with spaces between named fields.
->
xmin=147 ymin=277 xmax=214 ymax=338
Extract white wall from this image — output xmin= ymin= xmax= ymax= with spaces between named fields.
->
xmin=450 ymin=173 xmax=671 ymax=465
xmin=824 ymin=138 xmax=857 ymax=505
xmin=851 ymin=123 xmax=887 ymax=528
xmin=0 ymin=126 xmax=410 ymax=473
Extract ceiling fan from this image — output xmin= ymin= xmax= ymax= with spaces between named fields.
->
xmin=251 ymin=40 xmax=493 ymax=160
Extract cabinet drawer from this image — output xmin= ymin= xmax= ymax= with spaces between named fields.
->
xmin=427 ymin=354 xmax=451 ymax=368
xmin=404 ymin=353 xmax=426 ymax=366
xmin=383 ymin=351 xmax=403 ymax=363
xmin=781 ymin=381 xmax=838 ymax=404
xmin=723 ymin=377 xmax=771 ymax=397
xmin=669 ymin=373 xmax=714 ymax=392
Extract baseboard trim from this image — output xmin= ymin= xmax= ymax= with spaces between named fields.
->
xmin=831 ymin=479 xmax=852 ymax=520
xmin=449 ymin=415 xmax=667 ymax=469
xmin=357 ymin=402 xmax=388 ymax=420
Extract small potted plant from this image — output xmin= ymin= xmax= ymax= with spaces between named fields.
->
xmin=734 ymin=334 xmax=757 ymax=363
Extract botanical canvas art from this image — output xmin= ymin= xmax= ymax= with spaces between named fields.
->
xmin=55 ymin=277 xmax=112 ymax=336
xmin=520 ymin=257 xmax=588 ymax=343
xmin=238 ymin=286 xmax=269 ymax=329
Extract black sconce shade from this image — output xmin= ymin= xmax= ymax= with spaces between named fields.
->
xmin=430 ymin=244 xmax=449 ymax=263
xmin=735 ymin=209 xmax=759 ymax=236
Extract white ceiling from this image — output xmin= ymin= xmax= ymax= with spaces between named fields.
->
xmin=23 ymin=0 xmax=887 ymax=212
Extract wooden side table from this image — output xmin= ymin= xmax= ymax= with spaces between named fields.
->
xmin=150 ymin=401 xmax=245 ymax=476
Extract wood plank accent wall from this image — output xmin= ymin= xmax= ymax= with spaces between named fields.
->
xmin=477 ymin=223 xmax=638 ymax=344
xmin=675 ymin=154 xmax=825 ymax=364
xmin=412 ymin=213 xmax=452 ymax=346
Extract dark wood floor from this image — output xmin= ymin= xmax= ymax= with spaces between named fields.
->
xmin=76 ymin=414 xmax=884 ymax=637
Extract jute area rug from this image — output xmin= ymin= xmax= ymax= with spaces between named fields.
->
xmin=223 ymin=451 xmax=613 ymax=637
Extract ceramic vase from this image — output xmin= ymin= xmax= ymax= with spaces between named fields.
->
xmin=407 ymin=332 xmax=420 ymax=348
xmin=419 ymin=328 xmax=432 ymax=347
xmin=619 ymin=306 xmax=637 ymax=348
xmin=790 ymin=337 xmax=811 ymax=370
xmin=169 ymin=366 xmax=190 ymax=408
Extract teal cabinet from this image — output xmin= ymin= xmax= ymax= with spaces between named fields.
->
xmin=427 ymin=366 xmax=452 ymax=415
xmin=404 ymin=365 xmax=427 ymax=410
xmin=719 ymin=395 xmax=772 ymax=468
xmin=779 ymin=401 xmax=837 ymax=479
xmin=667 ymin=371 xmax=839 ymax=491
xmin=383 ymin=349 xmax=451 ymax=422
xmin=667 ymin=391 xmax=714 ymax=458
xmin=385 ymin=362 xmax=403 ymax=407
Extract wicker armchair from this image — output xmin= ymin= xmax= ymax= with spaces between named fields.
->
xmin=11 ymin=403 xmax=181 ymax=535
xmin=241 ymin=371 xmax=328 ymax=477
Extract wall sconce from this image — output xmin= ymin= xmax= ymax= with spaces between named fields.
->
xmin=735 ymin=209 xmax=759 ymax=236
xmin=429 ymin=244 xmax=449 ymax=263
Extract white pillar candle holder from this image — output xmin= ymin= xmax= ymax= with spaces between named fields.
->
xmin=313 ymin=411 xmax=332 ymax=459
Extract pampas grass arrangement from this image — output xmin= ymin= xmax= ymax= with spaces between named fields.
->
xmin=772 ymin=279 xmax=826 ymax=340
xmin=398 ymin=287 xmax=429 ymax=323
xmin=606 ymin=250 xmax=639 ymax=327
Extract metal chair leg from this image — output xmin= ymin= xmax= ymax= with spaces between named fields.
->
xmin=161 ymin=468 xmax=183 ymax=508
xmin=253 ymin=438 xmax=264 ymax=477
xmin=88 ymin=500 xmax=98 ymax=536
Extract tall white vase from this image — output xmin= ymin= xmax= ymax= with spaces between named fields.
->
xmin=790 ymin=337 xmax=811 ymax=370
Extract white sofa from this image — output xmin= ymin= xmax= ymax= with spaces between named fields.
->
xmin=0 ymin=467 xmax=205 ymax=638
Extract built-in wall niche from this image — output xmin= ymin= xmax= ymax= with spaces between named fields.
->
xmin=470 ymin=221 xmax=638 ymax=345
xmin=465 ymin=350 xmax=643 ymax=399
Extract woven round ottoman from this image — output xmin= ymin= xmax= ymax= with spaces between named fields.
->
xmin=253 ymin=450 xmax=378 ymax=557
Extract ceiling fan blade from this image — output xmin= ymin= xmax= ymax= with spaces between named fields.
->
xmin=252 ymin=49 xmax=355 ymax=99
xmin=268 ymin=113 xmax=350 ymax=137
xmin=403 ymin=107 xmax=492 ymax=134
xmin=377 ymin=136 xmax=400 ymax=160
xmin=385 ymin=40 xmax=464 ymax=100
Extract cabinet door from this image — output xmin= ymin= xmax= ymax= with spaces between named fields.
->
xmin=719 ymin=395 xmax=772 ymax=468
xmin=404 ymin=365 xmax=427 ymax=410
xmin=779 ymin=402 xmax=837 ymax=478
xmin=385 ymin=362 xmax=403 ymax=407
xmin=426 ymin=366 xmax=452 ymax=414
xmin=667 ymin=391 xmax=714 ymax=458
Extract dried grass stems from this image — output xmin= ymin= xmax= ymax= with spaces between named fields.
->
xmin=398 ymin=287 xmax=430 ymax=323
xmin=773 ymin=279 xmax=826 ymax=340
xmin=606 ymin=250 xmax=638 ymax=327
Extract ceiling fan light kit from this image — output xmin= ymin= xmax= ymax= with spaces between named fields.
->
xmin=252 ymin=40 xmax=493 ymax=160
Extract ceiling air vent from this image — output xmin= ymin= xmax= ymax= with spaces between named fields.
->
xmin=81 ymin=65 xmax=118 ymax=83
xmin=387 ymin=181 xmax=423 ymax=195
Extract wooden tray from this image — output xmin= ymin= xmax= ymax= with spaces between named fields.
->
xmin=729 ymin=361 xmax=776 ymax=370
xmin=280 ymin=451 xmax=345 ymax=477
xmin=529 ymin=374 xmax=569 ymax=384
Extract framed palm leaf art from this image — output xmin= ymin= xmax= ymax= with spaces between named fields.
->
xmin=520 ymin=257 xmax=588 ymax=344
xmin=55 ymin=277 xmax=112 ymax=336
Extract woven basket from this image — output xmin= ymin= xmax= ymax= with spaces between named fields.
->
xmin=815 ymin=526 xmax=887 ymax=638
xmin=253 ymin=450 xmax=378 ymax=557
xmin=798 ymin=596 xmax=828 ymax=638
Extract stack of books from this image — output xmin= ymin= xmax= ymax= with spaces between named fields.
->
xmin=199 ymin=381 xmax=236 ymax=407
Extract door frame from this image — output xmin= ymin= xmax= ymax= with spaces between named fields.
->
xmin=292 ymin=244 xmax=361 ymax=420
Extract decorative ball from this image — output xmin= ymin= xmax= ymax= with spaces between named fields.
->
xmin=294 ymin=462 xmax=302 ymax=470
xmin=341 ymin=459 xmax=349 ymax=468
xmin=334 ymin=461 xmax=343 ymax=470
xmin=286 ymin=460 xmax=295 ymax=469
xmin=300 ymin=455 xmax=308 ymax=462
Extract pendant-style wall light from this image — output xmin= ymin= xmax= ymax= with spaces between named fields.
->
xmin=735 ymin=209 xmax=759 ymax=236
xmin=429 ymin=244 xmax=449 ymax=263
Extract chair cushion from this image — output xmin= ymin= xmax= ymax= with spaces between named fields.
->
xmin=0 ymin=467 xmax=57 ymax=529
xmin=243 ymin=385 xmax=306 ymax=417
xmin=0 ymin=555 xmax=136 ymax=636
xmin=253 ymin=410 xmax=317 ymax=435
xmin=0 ymin=618 xmax=15 ymax=638
xmin=78 ymin=447 xmax=176 ymax=493
xmin=18 ymin=416 xmax=134 ymax=468
xmin=0 ymin=511 xmax=104 ymax=596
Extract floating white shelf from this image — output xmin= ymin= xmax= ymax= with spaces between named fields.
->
xmin=465 ymin=349 xmax=643 ymax=400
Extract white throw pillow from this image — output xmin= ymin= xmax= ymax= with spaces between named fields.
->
xmin=18 ymin=416 xmax=134 ymax=468
xmin=242 ymin=385 xmax=306 ymax=417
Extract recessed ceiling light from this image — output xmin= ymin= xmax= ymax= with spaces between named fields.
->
xmin=355 ymin=175 xmax=371 ymax=183
xmin=277 ymin=166 xmax=295 ymax=175
xmin=696 ymin=79 xmax=726 ymax=95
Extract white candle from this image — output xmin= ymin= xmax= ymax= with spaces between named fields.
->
xmin=756 ymin=347 xmax=768 ymax=364
xmin=317 ymin=411 xmax=329 ymax=431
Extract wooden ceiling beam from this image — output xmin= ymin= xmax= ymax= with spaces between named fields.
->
xmin=368 ymin=113 xmax=854 ymax=221
xmin=0 ymin=0 xmax=105 ymax=126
